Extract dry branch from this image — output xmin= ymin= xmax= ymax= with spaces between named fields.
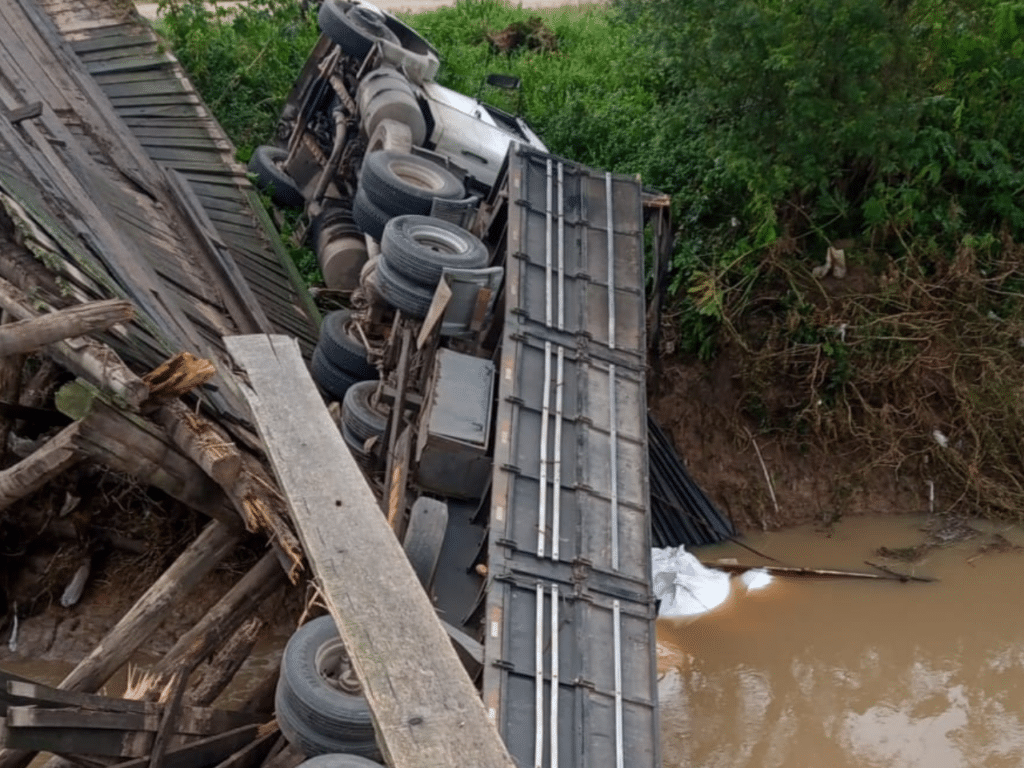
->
xmin=0 ymin=420 xmax=83 ymax=512
xmin=0 ymin=299 xmax=133 ymax=358
xmin=0 ymin=275 xmax=148 ymax=409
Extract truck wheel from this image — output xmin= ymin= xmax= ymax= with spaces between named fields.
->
xmin=356 ymin=67 xmax=410 ymax=113
xmin=297 ymin=755 xmax=383 ymax=768
xmin=311 ymin=346 xmax=359 ymax=402
xmin=341 ymin=421 xmax=374 ymax=470
xmin=248 ymin=146 xmax=305 ymax=209
xmin=276 ymin=679 xmax=379 ymax=759
xmin=342 ymin=380 xmax=388 ymax=444
xmin=319 ymin=310 xmax=377 ymax=381
xmin=381 ymin=215 xmax=488 ymax=287
xmin=362 ymin=90 xmax=427 ymax=148
xmin=352 ymin=187 xmax=391 ymax=241
xmin=360 ymin=150 xmax=463 ymax=216
xmin=277 ymin=616 xmax=376 ymax=744
xmin=403 ymin=497 xmax=449 ymax=589
xmin=318 ymin=0 xmax=399 ymax=60
xmin=374 ymin=255 xmax=435 ymax=319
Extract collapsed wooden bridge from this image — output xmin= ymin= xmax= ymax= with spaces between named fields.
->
xmin=0 ymin=0 xmax=525 ymax=766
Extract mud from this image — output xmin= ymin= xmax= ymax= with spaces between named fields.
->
xmin=658 ymin=515 xmax=1024 ymax=768
xmin=648 ymin=357 xmax=924 ymax=531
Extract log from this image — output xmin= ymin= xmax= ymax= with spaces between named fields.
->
xmin=0 ymin=420 xmax=84 ymax=513
xmin=0 ymin=275 xmax=148 ymax=410
xmin=130 ymin=551 xmax=284 ymax=701
xmin=151 ymin=401 xmax=241 ymax=487
xmin=153 ymin=400 xmax=302 ymax=577
xmin=17 ymin=358 xmax=59 ymax=410
xmin=226 ymin=334 xmax=516 ymax=768
xmin=56 ymin=380 xmax=239 ymax=528
xmin=188 ymin=616 xmax=264 ymax=708
xmin=0 ymin=309 xmax=24 ymax=462
xmin=0 ymin=300 xmax=134 ymax=358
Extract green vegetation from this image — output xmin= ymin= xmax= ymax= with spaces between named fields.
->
xmin=157 ymin=0 xmax=1024 ymax=518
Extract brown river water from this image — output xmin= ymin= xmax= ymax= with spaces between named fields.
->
xmin=657 ymin=515 xmax=1024 ymax=768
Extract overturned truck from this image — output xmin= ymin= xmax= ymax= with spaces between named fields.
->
xmin=248 ymin=2 xmax=665 ymax=767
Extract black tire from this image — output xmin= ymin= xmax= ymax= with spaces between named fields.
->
xmin=360 ymin=151 xmax=463 ymax=216
xmin=318 ymin=0 xmax=399 ymax=60
xmin=319 ymin=310 xmax=377 ymax=381
xmin=374 ymin=254 xmax=435 ymax=318
xmin=381 ymin=215 xmax=488 ymax=287
xmin=276 ymin=679 xmax=378 ymax=759
xmin=248 ymin=146 xmax=305 ymax=209
xmin=351 ymin=187 xmax=391 ymax=241
xmin=403 ymin=497 xmax=449 ymax=589
xmin=341 ymin=421 xmax=373 ymax=469
xmin=356 ymin=67 xmax=410 ymax=113
xmin=362 ymin=90 xmax=427 ymax=148
xmin=341 ymin=380 xmax=388 ymax=444
xmin=277 ymin=616 xmax=375 ymax=742
xmin=311 ymin=346 xmax=359 ymax=402
xmin=298 ymin=755 xmax=383 ymax=768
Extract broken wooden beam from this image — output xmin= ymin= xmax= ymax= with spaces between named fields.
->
xmin=0 ymin=274 xmax=148 ymax=409
xmin=55 ymin=380 xmax=239 ymax=528
xmin=188 ymin=616 xmax=264 ymax=708
xmin=130 ymin=550 xmax=284 ymax=701
xmin=0 ymin=420 xmax=83 ymax=513
xmin=0 ymin=299 xmax=133 ymax=358
xmin=59 ymin=520 xmax=242 ymax=694
xmin=151 ymin=400 xmax=241 ymax=488
xmin=226 ymin=334 xmax=516 ymax=768
xmin=151 ymin=399 xmax=303 ymax=581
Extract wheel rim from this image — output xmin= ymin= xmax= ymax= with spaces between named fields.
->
xmin=316 ymin=636 xmax=363 ymax=696
xmin=387 ymin=159 xmax=448 ymax=192
xmin=410 ymin=226 xmax=466 ymax=255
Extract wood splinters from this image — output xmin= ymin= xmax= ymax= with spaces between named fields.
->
xmin=143 ymin=352 xmax=216 ymax=401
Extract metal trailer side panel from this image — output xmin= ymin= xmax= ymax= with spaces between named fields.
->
xmin=485 ymin=145 xmax=659 ymax=768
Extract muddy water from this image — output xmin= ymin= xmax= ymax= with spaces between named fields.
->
xmin=657 ymin=515 xmax=1024 ymax=768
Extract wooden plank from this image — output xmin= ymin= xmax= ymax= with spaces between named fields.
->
xmin=225 ymin=335 xmax=516 ymax=768
xmin=78 ymin=43 xmax=158 ymax=61
xmin=0 ymin=723 xmax=149 ymax=757
xmin=207 ymin=728 xmax=276 ymax=768
xmin=109 ymin=94 xmax=203 ymax=109
xmin=84 ymin=56 xmax=170 ymax=75
xmin=5 ymin=706 xmax=262 ymax=737
xmin=105 ymin=724 xmax=262 ymax=768
xmin=70 ymin=28 xmax=150 ymax=49
xmin=98 ymin=80 xmax=189 ymax=100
